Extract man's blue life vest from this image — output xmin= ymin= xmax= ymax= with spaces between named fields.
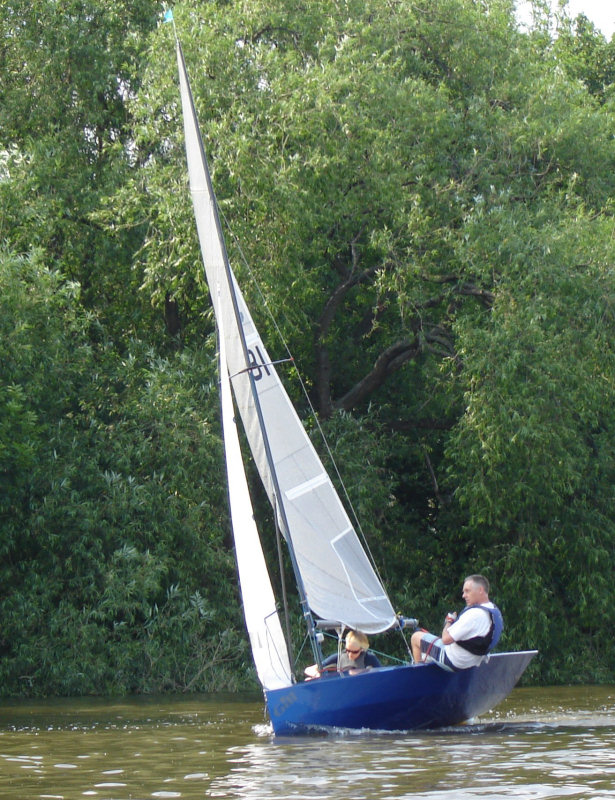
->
xmin=455 ymin=603 xmax=504 ymax=655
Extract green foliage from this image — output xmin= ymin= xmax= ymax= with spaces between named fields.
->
xmin=0 ymin=247 xmax=244 ymax=696
xmin=2 ymin=0 xmax=615 ymax=694
xmin=442 ymin=205 xmax=615 ymax=681
xmin=0 ymin=0 xmax=162 ymax=340
xmin=554 ymin=12 xmax=615 ymax=102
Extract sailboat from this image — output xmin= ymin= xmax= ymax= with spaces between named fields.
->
xmin=174 ymin=39 xmax=536 ymax=734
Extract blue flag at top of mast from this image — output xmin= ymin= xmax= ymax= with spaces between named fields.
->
xmin=164 ymin=8 xmax=174 ymax=22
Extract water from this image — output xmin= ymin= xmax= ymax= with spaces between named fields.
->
xmin=0 ymin=685 xmax=614 ymax=799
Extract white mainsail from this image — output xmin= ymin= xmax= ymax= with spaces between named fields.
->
xmin=176 ymin=42 xmax=396 ymax=635
xmin=218 ymin=298 xmax=293 ymax=690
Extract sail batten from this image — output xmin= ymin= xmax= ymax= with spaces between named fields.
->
xmin=331 ymin=528 xmax=355 ymax=543
xmin=285 ymin=474 xmax=329 ymax=500
xmin=176 ymin=40 xmax=397 ymax=643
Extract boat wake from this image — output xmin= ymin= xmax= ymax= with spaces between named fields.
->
xmin=257 ymin=714 xmax=615 ymax=740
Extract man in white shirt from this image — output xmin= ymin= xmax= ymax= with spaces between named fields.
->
xmin=410 ymin=574 xmax=502 ymax=670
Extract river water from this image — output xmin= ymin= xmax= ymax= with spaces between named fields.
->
xmin=0 ymin=685 xmax=613 ymax=799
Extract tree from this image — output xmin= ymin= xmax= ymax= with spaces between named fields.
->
xmin=554 ymin=11 xmax=615 ymax=101
xmin=125 ymin=0 xmax=615 ymax=681
xmin=0 ymin=246 xmax=244 ymax=695
xmin=2 ymin=0 xmax=615 ymax=691
xmin=0 ymin=0 xmax=161 ymax=340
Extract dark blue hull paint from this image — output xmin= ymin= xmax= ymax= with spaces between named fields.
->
xmin=265 ymin=650 xmax=537 ymax=735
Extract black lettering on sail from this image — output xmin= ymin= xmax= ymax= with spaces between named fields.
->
xmin=248 ymin=345 xmax=271 ymax=381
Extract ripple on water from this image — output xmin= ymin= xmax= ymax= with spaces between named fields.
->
xmin=0 ymin=688 xmax=614 ymax=800
xmin=94 ymin=782 xmax=128 ymax=788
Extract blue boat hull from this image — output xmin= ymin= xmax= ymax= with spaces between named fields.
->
xmin=265 ymin=650 xmax=537 ymax=734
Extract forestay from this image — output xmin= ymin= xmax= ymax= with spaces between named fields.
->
xmin=176 ymin=42 xmax=396 ymax=635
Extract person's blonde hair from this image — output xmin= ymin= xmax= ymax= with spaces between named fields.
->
xmin=346 ymin=630 xmax=369 ymax=650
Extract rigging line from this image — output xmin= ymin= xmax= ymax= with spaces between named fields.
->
xmin=218 ymin=207 xmax=390 ymax=593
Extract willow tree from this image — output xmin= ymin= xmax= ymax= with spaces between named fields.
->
xmin=121 ymin=0 xmax=615 ymax=682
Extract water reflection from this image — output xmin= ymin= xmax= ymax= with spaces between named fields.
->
xmin=0 ymin=687 xmax=614 ymax=799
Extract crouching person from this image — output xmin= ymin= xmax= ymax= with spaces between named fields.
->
xmin=304 ymin=630 xmax=382 ymax=679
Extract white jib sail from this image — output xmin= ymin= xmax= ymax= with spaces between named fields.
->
xmin=218 ymin=296 xmax=293 ymax=690
xmin=176 ymin=42 xmax=397 ymax=634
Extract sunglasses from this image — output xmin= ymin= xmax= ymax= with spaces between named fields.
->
xmin=345 ymin=647 xmax=362 ymax=655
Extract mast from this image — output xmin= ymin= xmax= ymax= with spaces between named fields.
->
xmin=176 ymin=41 xmax=323 ymax=669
